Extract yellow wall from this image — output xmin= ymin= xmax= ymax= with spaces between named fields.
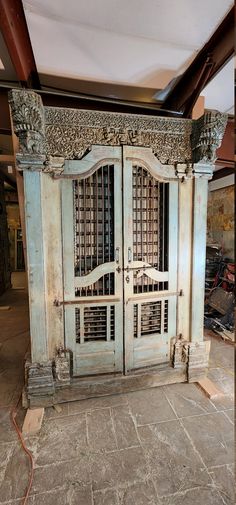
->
xmin=207 ymin=185 xmax=234 ymax=258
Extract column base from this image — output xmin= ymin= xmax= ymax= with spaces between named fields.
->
xmin=173 ymin=339 xmax=211 ymax=382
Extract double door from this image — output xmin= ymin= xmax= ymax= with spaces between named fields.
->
xmin=62 ymin=146 xmax=178 ymax=377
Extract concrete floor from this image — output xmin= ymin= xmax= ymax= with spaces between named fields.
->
xmin=0 ymin=278 xmax=234 ymax=505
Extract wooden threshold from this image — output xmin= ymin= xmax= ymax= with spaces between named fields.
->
xmin=56 ymin=365 xmax=187 ymax=403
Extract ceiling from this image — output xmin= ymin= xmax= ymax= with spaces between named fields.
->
xmin=16 ymin=0 xmax=233 ymax=113
xmin=0 ymin=0 xmax=234 ymax=114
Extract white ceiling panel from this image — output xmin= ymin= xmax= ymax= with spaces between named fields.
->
xmin=23 ymin=0 xmax=233 ymax=89
xmin=202 ymin=58 xmax=234 ymax=113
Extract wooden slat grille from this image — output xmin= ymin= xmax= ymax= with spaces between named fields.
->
xmin=74 ymin=165 xmax=114 ymax=296
xmin=134 ymin=300 xmax=168 ymax=337
xmin=75 ymin=306 xmax=115 ymax=343
xmin=133 ymin=166 xmax=169 ymax=293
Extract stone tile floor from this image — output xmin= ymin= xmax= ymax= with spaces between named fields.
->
xmin=0 ymin=282 xmax=234 ymax=505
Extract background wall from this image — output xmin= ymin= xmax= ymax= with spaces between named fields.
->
xmin=0 ymin=176 xmax=11 ymax=294
xmin=207 ymin=184 xmax=234 ymax=259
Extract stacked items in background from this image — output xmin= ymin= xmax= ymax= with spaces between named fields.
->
xmin=204 ymin=245 xmax=235 ymax=342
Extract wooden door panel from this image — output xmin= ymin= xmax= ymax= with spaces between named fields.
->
xmin=123 ymin=148 xmax=178 ymax=372
xmin=62 ymin=149 xmax=123 ymax=377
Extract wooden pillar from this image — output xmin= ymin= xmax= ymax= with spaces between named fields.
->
xmin=24 ymin=171 xmax=48 ymax=362
xmin=190 ymin=176 xmax=209 ymax=342
xmin=177 ymin=177 xmax=193 ymax=340
xmin=41 ymin=174 xmax=64 ymax=359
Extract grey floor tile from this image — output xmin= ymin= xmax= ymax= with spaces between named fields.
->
xmin=163 ymin=383 xmax=216 ymax=418
xmin=87 ymin=408 xmax=117 ymax=452
xmin=111 ymin=405 xmax=140 ymax=449
xmin=160 ymin=487 xmax=225 ymax=505
xmin=0 ymin=442 xmax=15 ymax=485
xmin=209 ymin=465 xmax=235 ymax=505
xmin=223 ymin=410 xmax=234 ymax=424
xmin=0 ymin=408 xmax=18 ymax=443
xmin=0 ymin=444 xmax=31 ymax=502
xmin=32 ymin=457 xmax=90 ymax=495
xmin=35 ymin=414 xmax=88 ymax=465
xmin=182 ymin=412 xmax=234 ymax=467
xmin=207 ymin=368 xmax=234 ymax=398
xmin=118 ymin=480 xmax=159 ymax=505
xmin=127 ymin=387 xmax=176 ymax=426
xmin=68 ymin=394 xmax=128 ymax=415
xmin=45 ymin=403 xmax=69 ymax=419
xmin=93 ymin=489 xmax=119 ymax=505
xmin=138 ymin=419 xmax=210 ymax=497
xmin=32 ymin=484 xmax=93 ymax=505
xmin=91 ymin=446 xmax=148 ymax=491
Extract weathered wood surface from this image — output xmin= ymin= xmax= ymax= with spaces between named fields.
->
xmin=22 ymin=408 xmax=44 ymax=434
xmin=24 ymin=172 xmax=48 ymax=362
xmin=41 ymin=174 xmax=64 ymax=358
xmin=197 ymin=377 xmax=223 ymax=399
xmin=191 ymin=175 xmax=209 ymax=342
xmin=28 ymin=364 xmax=187 ymax=408
xmin=177 ymin=178 xmax=193 ymax=340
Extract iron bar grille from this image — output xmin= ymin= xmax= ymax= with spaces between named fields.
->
xmin=134 ymin=300 xmax=168 ymax=338
xmin=75 ymin=306 xmax=115 ymax=343
xmin=133 ymin=166 xmax=169 ymax=293
xmin=73 ymin=165 xmax=114 ymax=296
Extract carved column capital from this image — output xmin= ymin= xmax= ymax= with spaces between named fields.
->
xmin=8 ymin=89 xmax=47 ymax=172
xmin=191 ymin=110 xmax=228 ymax=164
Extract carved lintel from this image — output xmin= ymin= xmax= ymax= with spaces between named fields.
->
xmin=25 ymin=360 xmax=55 ymax=405
xmin=44 ymin=106 xmax=193 ymax=164
xmin=53 ymin=346 xmax=71 ymax=387
xmin=9 ymin=89 xmax=45 ymax=157
xmin=191 ymin=110 xmax=228 ymax=164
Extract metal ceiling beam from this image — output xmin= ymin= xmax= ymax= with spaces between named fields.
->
xmin=160 ymin=7 xmax=234 ymax=117
xmin=0 ymin=0 xmax=40 ymax=88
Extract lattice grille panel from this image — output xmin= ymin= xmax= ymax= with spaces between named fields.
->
xmin=75 ymin=306 xmax=115 ymax=343
xmin=134 ymin=300 xmax=168 ymax=337
xmin=133 ymin=166 xmax=168 ymax=293
xmin=74 ymin=165 xmax=114 ymax=296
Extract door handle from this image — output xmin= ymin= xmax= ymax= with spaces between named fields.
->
xmin=128 ymin=247 xmax=132 ymax=263
xmin=115 ymin=247 xmax=120 ymax=263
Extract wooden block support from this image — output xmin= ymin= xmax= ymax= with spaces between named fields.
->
xmin=22 ymin=408 xmax=45 ymax=435
xmin=197 ymin=377 xmax=223 ymax=400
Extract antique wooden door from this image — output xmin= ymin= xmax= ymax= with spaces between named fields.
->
xmin=61 ymin=146 xmax=178 ymax=377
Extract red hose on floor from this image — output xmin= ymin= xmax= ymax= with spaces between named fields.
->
xmin=10 ymin=397 xmax=34 ymax=505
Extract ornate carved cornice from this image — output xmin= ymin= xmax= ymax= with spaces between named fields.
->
xmin=44 ymin=107 xmax=193 ymax=165
xmin=9 ymin=90 xmax=227 ymax=175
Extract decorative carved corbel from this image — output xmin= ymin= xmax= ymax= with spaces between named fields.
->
xmin=191 ymin=110 xmax=228 ymax=164
xmin=8 ymin=89 xmax=47 ymax=171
